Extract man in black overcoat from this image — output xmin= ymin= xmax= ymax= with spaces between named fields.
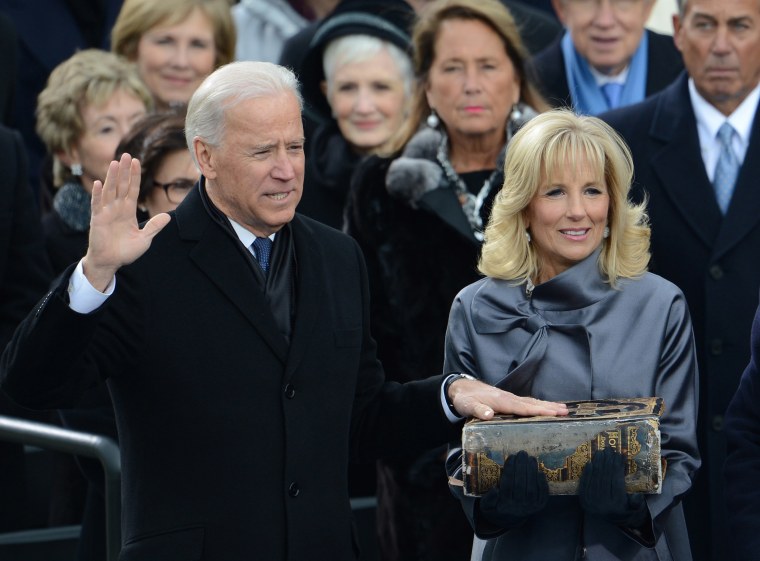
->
xmin=0 ymin=61 xmax=565 ymax=560
xmin=725 ymin=301 xmax=760 ymax=561
xmin=600 ymin=1 xmax=760 ymax=559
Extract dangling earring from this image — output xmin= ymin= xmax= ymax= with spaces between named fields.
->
xmin=71 ymin=163 xmax=83 ymax=177
xmin=603 ymin=226 xmax=610 ymax=239
xmin=525 ymin=230 xmax=531 ymax=243
xmin=426 ymin=109 xmax=439 ymax=129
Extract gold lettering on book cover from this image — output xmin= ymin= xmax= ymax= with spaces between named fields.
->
xmin=628 ymin=426 xmax=641 ymax=474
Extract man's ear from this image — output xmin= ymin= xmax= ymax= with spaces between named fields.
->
xmin=320 ymin=80 xmax=328 ymax=98
xmin=672 ymin=14 xmax=684 ymax=53
xmin=193 ymin=137 xmax=217 ymax=180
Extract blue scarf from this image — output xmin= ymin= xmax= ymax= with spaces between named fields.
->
xmin=561 ymin=30 xmax=649 ymax=115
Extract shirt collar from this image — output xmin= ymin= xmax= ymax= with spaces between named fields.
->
xmin=589 ymin=64 xmax=629 ymax=87
xmin=228 ymin=218 xmax=276 ymax=248
xmin=689 ymin=78 xmax=760 ymax=144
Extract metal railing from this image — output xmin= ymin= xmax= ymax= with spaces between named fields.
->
xmin=0 ymin=415 xmax=121 ymax=561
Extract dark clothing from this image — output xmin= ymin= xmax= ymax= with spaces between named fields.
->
xmin=0 ymin=0 xmax=122 ymax=199
xmin=0 ymin=12 xmax=17 ymax=127
xmin=528 ymin=30 xmax=683 ymax=110
xmin=1 ymin=183 xmax=458 ymax=560
xmin=42 ymin=210 xmax=88 ymax=275
xmin=0 ymin=125 xmax=52 ymax=531
xmin=300 ymin=121 xmax=362 ymax=229
xmin=725 ymin=302 xmax=760 ymax=561
xmin=345 ymin=124 xmax=508 ymax=561
xmin=601 ymin=72 xmax=760 ymax=561
xmin=501 ymin=0 xmax=561 ymax=56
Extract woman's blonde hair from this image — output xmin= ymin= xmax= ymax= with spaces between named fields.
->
xmin=111 ymin=0 xmax=236 ymax=68
xmin=35 ymin=49 xmax=153 ymax=186
xmin=479 ymin=109 xmax=650 ymax=286
xmin=383 ymin=0 xmax=549 ymax=155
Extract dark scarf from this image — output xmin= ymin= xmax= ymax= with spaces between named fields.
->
xmin=198 ymin=178 xmax=297 ymax=344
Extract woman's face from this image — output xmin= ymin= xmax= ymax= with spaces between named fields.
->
xmin=325 ymin=47 xmax=408 ymax=153
xmin=142 ymin=149 xmax=199 ymax=217
xmin=524 ymin=157 xmax=609 ymax=283
xmin=68 ymin=89 xmax=147 ymax=193
xmin=135 ymin=8 xmax=216 ymax=107
xmin=425 ymin=18 xmax=520 ymax=145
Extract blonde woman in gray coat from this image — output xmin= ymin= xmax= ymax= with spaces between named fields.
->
xmin=445 ymin=110 xmax=699 ymax=561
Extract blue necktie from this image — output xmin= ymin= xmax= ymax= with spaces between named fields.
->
xmin=601 ymin=82 xmax=624 ymax=109
xmin=714 ymin=122 xmax=739 ymax=214
xmin=252 ymin=237 xmax=273 ymax=273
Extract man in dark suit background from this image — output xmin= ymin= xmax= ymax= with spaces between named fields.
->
xmin=529 ymin=0 xmax=683 ymax=114
xmin=601 ymin=1 xmax=760 ymax=559
xmin=0 ymin=61 xmax=566 ymax=559
xmin=725 ymin=302 xmax=760 ymax=560
xmin=0 ymin=125 xmax=52 ymax=531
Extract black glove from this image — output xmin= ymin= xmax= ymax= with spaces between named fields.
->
xmin=578 ymin=447 xmax=648 ymax=528
xmin=478 ymin=450 xmax=549 ymax=530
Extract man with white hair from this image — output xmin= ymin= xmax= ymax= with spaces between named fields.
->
xmin=0 ymin=61 xmax=566 ymax=559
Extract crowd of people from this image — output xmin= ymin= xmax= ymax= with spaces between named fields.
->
xmin=0 ymin=1 xmax=759 ymax=561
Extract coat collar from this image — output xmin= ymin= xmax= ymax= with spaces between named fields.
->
xmin=472 ymin=247 xmax=610 ymax=335
xmin=470 ymin=248 xmax=607 ymax=394
xmin=173 ymin=183 xmax=307 ymax=365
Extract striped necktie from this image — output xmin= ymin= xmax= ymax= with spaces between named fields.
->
xmin=713 ymin=122 xmax=739 ymax=214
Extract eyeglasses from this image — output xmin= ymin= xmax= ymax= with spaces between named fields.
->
xmin=566 ymin=0 xmax=643 ymax=15
xmin=152 ymin=178 xmax=196 ymax=204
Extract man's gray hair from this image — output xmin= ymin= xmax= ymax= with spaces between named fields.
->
xmin=185 ymin=61 xmax=303 ymax=162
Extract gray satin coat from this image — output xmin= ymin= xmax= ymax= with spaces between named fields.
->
xmin=444 ymin=250 xmax=700 ymax=561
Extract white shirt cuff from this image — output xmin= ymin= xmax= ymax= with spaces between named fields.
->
xmin=68 ymin=259 xmax=115 ymax=314
xmin=442 ymin=373 xmax=465 ymax=423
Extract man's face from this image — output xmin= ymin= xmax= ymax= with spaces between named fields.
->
xmin=552 ymin=0 xmax=655 ymax=75
xmin=195 ymin=92 xmax=305 ymax=237
xmin=674 ymin=0 xmax=760 ymax=115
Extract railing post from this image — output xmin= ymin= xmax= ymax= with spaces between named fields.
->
xmin=0 ymin=415 xmax=121 ymax=561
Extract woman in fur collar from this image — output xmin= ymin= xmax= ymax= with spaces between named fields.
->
xmin=344 ymin=1 xmax=548 ymax=560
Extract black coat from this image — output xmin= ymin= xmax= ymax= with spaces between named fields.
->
xmin=345 ymin=137 xmax=502 ymax=560
xmin=601 ymin=73 xmax=760 ymax=561
xmin=346 ymin=154 xmax=499 ymax=386
xmin=0 ymin=185 xmax=457 ymax=560
xmin=42 ymin=209 xmax=88 ymax=275
xmin=528 ymin=30 xmax=684 ymax=109
xmin=725 ymin=302 xmax=760 ymax=561
xmin=0 ymin=125 xmax=52 ymax=531
xmin=0 ymin=125 xmax=51 ymax=348
xmin=300 ymin=122 xmax=362 ymax=229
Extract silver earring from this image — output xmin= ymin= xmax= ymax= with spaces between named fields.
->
xmin=603 ymin=226 xmax=610 ymax=239
xmin=525 ymin=230 xmax=531 ymax=243
xmin=510 ymin=104 xmax=523 ymax=122
xmin=71 ymin=163 xmax=83 ymax=177
xmin=426 ymin=110 xmax=439 ymax=129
